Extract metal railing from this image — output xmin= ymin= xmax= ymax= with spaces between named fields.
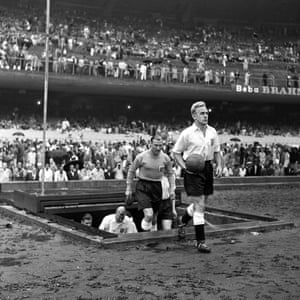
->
xmin=0 ymin=55 xmax=297 ymax=90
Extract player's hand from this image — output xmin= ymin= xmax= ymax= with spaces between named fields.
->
xmin=183 ymin=167 xmax=198 ymax=176
xmin=172 ymin=208 xmax=178 ymax=219
xmin=125 ymin=190 xmax=134 ymax=206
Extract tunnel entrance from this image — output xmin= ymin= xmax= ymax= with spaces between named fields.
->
xmin=2 ymin=188 xmax=294 ymax=248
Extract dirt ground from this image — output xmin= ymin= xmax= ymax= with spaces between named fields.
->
xmin=0 ymin=185 xmax=299 ymax=300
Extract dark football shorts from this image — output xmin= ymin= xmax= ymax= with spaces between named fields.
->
xmin=183 ymin=161 xmax=214 ymax=196
xmin=135 ymin=179 xmax=162 ymax=212
xmin=157 ymin=199 xmax=173 ymax=220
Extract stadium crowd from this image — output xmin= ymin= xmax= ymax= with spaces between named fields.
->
xmin=0 ymin=3 xmax=299 ymax=87
xmin=0 ymin=3 xmax=300 ymax=182
xmin=0 ymin=118 xmax=299 ymax=183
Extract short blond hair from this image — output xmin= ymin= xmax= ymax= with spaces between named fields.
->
xmin=190 ymin=101 xmax=207 ymax=115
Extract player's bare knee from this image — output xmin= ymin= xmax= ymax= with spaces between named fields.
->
xmin=144 ymin=209 xmax=153 ymax=223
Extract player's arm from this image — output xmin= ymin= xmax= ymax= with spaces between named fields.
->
xmin=165 ymin=157 xmax=176 ymax=198
xmin=125 ymin=154 xmax=141 ymax=205
xmin=173 ymin=152 xmax=186 ymax=171
xmin=214 ymin=151 xmax=222 ymax=177
xmin=213 ymin=132 xmax=222 ymax=177
xmin=171 ymin=195 xmax=177 ymax=217
xmin=126 ymin=155 xmax=141 ymax=193
xmin=172 ymin=131 xmax=187 ymax=171
xmin=165 ymin=158 xmax=177 ymax=217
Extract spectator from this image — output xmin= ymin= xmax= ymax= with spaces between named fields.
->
xmin=243 ymin=58 xmax=248 ymax=72
xmin=244 ymin=71 xmax=250 ymax=86
xmin=246 ymin=159 xmax=262 ymax=176
xmin=229 ymin=71 xmax=235 ymax=84
xmin=66 ymin=164 xmax=80 ymax=180
xmin=90 ymin=160 xmax=105 ymax=180
xmin=262 ymin=73 xmax=268 ymax=86
xmin=104 ymin=165 xmax=114 ymax=179
xmin=61 ymin=118 xmax=70 ymax=133
xmin=239 ymin=165 xmax=247 ymax=177
xmin=222 ymin=164 xmax=233 ymax=177
xmin=274 ymin=163 xmax=285 ymax=176
xmin=182 ymin=66 xmax=189 ymax=83
xmin=0 ymin=111 xmax=299 ymax=181
xmin=265 ymin=163 xmax=275 ymax=176
xmin=222 ymin=54 xmax=228 ymax=67
xmin=54 ymin=165 xmax=68 ymax=181
xmin=81 ymin=213 xmax=93 ymax=227
xmin=26 ymin=147 xmax=37 ymax=167
xmin=113 ymin=162 xmax=125 ymax=180
xmin=283 ymin=148 xmax=290 ymax=175
xmin=24 ymin=163 xmax=37 ymax=181
xmin=99 ymin=206 xmax=137 ymax=234
xmin=234 ymin=70 xmax=240 ymax=84
xmin=0 ymin=162 xmax=12 ymax=182
xmin=232 ymin=164 xmax=240 ymax=176
xmin=39 ymin=163 xmax=53 ymax=182
xmin=13 ymin=161 xmax=26 ymax=181
xmin=80 ymin=162 xmax=93 ymax=180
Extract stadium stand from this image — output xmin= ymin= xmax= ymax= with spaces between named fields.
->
xmin=0 ymin=1 xmax=299 ymax=181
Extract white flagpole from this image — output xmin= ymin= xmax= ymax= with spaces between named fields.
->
xmin=41 ymin=0 xmax=50 ymax=195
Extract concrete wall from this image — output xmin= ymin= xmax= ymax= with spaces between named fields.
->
xmin=1 ymin=176 xmax=300 ymax=194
